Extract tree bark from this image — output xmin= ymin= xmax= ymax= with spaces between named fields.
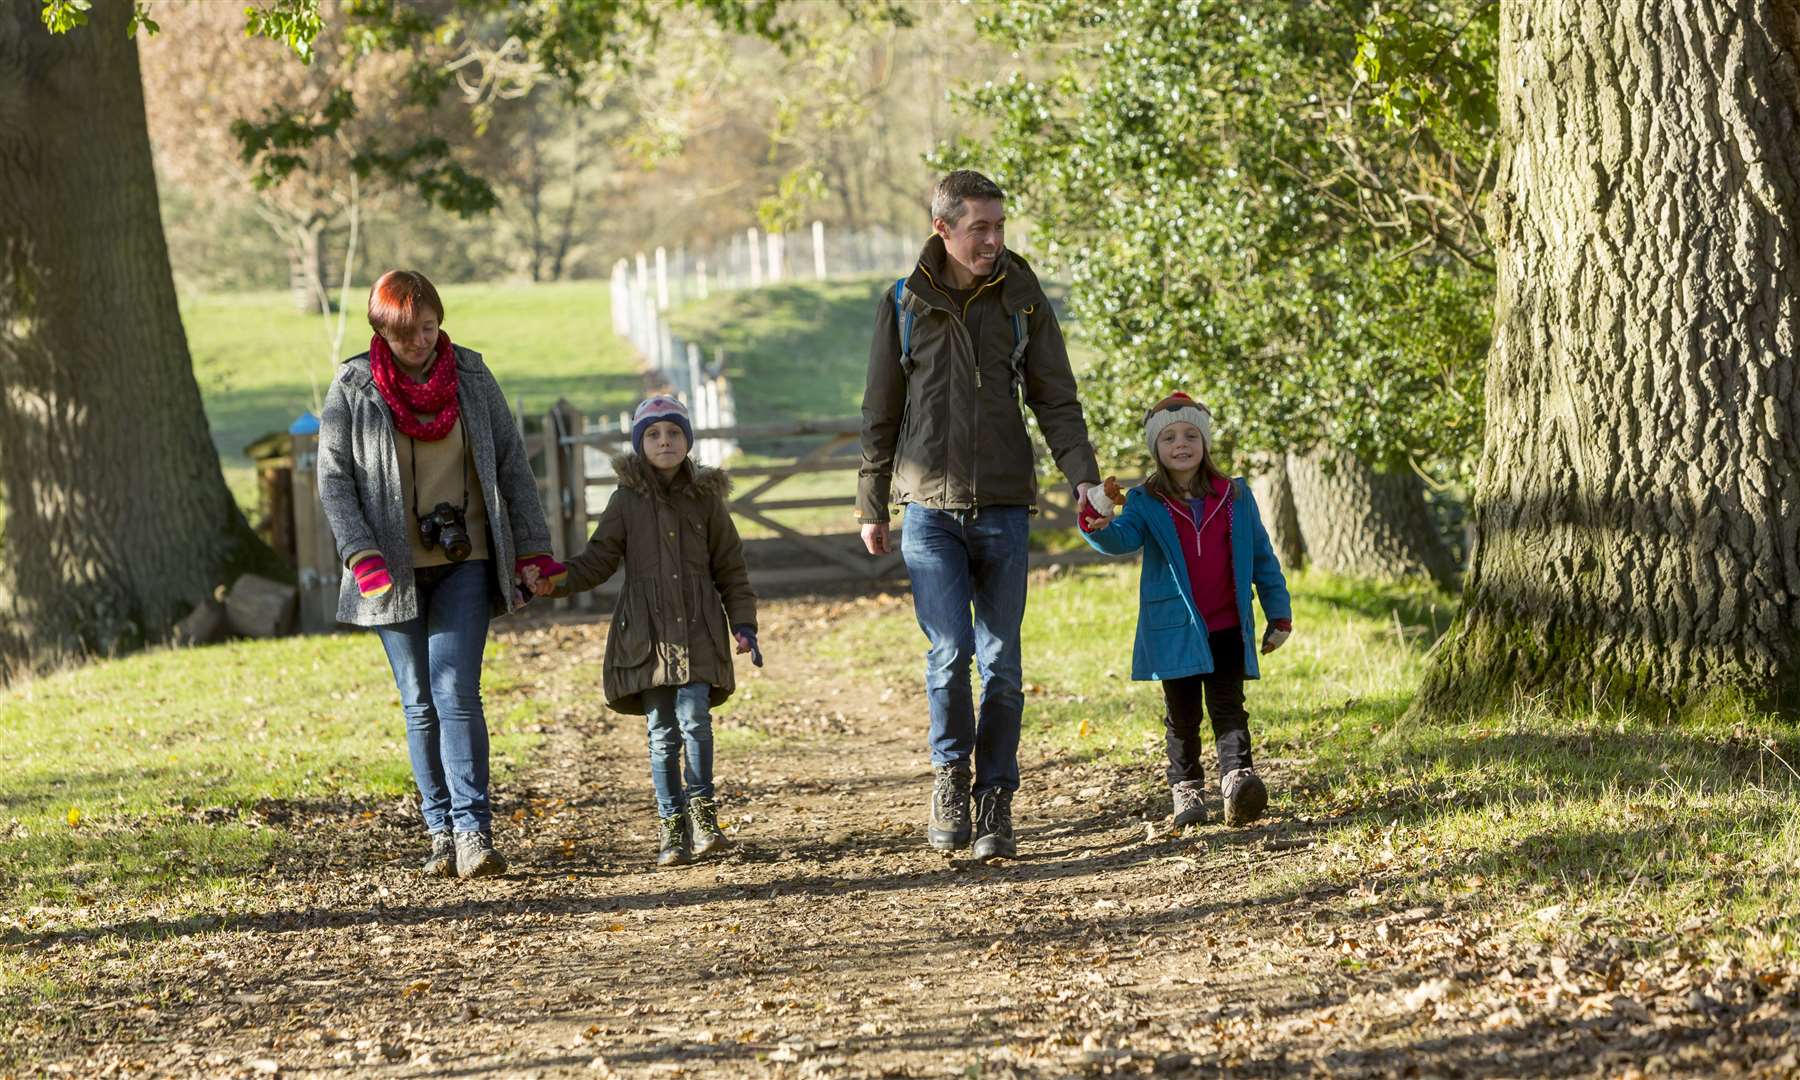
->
xmin=1246 ymin=452 xmax=1306 ymax=573
xmin=288 ymin=214 xmax=331 ymax=313
xmin=1422 ymin=0 xmax=1800 ymax=713
xmin=1285 ymin=448 xmax=1458 ymax=589
xmin=0 ymin=0 xmax=281 ymax=669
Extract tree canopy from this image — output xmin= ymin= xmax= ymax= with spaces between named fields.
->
xmin=944 ymin=0 xmax=1498 ymax=477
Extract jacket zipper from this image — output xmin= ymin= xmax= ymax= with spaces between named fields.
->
xmin=916 ymin=264 xmax=1009 ymax=509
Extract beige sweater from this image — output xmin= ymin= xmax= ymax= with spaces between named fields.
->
xmin=345 ymin=414 xmax=491 ymax=569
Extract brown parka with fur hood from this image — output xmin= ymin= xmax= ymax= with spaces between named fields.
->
xmin=556 ymin=454 xmax=756 ymax=715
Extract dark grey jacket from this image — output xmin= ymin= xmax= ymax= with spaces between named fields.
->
xmin=317 ymin=346 xmax=553 ymax=627
xmin=857 ymin=235 xmax=1100 ymax=522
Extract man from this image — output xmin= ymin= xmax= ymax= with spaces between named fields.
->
xmin=858 ymin=169 xmax=1101 ymax=861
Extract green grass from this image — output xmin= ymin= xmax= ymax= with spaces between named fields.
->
xmin=182 ymin=281 xmax=642 ymax=512
xmin=0 ymin=635 xmax=543 ymax=948
xmin=812 ymin=566 xmax=1800 ymax=964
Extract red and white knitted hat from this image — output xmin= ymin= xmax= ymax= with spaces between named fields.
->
xmin=1144 ymin=391 xmax=1214 ymax=458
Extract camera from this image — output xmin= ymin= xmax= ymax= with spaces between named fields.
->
xmin=418 ymin=502 xmax=472 ymax=562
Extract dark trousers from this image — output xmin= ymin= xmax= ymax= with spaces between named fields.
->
xmin=1161 ymin=628 xmax=1252 ymax=786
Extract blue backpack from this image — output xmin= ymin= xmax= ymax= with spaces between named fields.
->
xmin=893 ymin=277 xmax=1031 ymax=389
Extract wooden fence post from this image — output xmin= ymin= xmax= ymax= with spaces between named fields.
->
xmin=290 ymin=430 xmax=341 ymax=633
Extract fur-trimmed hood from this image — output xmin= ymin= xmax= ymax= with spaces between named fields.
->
xmin=610 ymin=453 xmax=731 ymax=499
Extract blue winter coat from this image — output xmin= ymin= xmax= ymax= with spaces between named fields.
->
xmin=1081 ymin=479 xmax=1292 ymax=680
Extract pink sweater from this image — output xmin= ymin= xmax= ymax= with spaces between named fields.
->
xmin=1159 ymin=475 xmax=1238 ymax=632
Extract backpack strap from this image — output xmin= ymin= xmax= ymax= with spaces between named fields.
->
xmin=1006 ymin=304 xmax=1033 ymax=393
xmin=893 ymin=278 xmax=916 ymax=376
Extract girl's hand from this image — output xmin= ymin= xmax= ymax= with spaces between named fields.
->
xmin=1261 ymin=619 xmax=1292 ymax=654
xmin=732 ymin=624 xmax=764 ymax=667
xmin=515 ymin=553 xmax=567 ymax=599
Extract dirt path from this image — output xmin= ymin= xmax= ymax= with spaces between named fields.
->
xmin=11 ymin=597 xmax=1795 ymax=1077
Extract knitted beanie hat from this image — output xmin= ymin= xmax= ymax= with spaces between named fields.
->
xmin=1144 ymin=391 xmax=1213 ymax=460
xmin=631 ymin=394 xmax=694 ymax=456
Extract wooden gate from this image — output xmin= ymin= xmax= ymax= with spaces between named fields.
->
xmin=532 ymin=403 xmax=1108 ymax=609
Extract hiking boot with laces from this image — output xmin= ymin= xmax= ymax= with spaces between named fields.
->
xmin=971 ymin=789 xmax=1016 ymax=862
xmin=1170 ymin=780 xmax=1209 ymax=829
xmin=1220 ymin=767 xmax=1268 ymax=827
xmin=421 ymin=830 xmax=455 ymax=877
xmin=927 ymin=761 xmax=972 ymax=851
xmin=454 ymin=830 xmax=507 ymax=879
xmin=688 ymin=796 xmax=731 ymax=859
xmin=657 ymin=812 xmax=692 ymax=867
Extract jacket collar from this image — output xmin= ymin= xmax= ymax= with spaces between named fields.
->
xmin=610 ymin=452 xmax=731 ymax=499
xmin=904 ymin=234 xmax=1046 ymax=315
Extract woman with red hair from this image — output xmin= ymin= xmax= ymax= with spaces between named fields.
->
xmin=318 ymin=269 xmax=564 ymax=880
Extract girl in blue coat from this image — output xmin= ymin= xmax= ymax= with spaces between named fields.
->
xmin=1079 ymin=392 xmax=1293 ymax=828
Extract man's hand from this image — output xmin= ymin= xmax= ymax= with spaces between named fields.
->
xmin=860 ymin=522 xmax=891 ymax=555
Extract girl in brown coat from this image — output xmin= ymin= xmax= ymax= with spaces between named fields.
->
xmin=541 ymin=396 xmax=758 ymax=866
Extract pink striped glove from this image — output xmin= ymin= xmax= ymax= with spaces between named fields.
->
xmin=351 ymin=555 xmax=392 ymax=598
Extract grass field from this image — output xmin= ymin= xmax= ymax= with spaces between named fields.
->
xmin=182 ymin=281 xmax=642 ymax=512
xmin=0 ymin=633 xmax=544 ymax=973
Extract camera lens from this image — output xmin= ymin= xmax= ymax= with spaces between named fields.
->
xmin=441 ymin=525 xmax=471 ymax=562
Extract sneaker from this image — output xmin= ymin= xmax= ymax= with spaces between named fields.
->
xmin=1170 ymin=780 xmax=1209 ymax=829
xmin=1220 ymin=768 xmax=1268 ymax=827
xmin=688 ymin=796 xmax=731 ymax=859
xmin=454 ymin=830 xmax=507 ymax=879
xmin=971 ymin=789 xmax=1016 ymax=862
xmin=421 ymin=831 xmax=455 ymax=877
xmin=657 ymin=812 xmax=692 ymax=867
xmin=928 ymin=762 xmax=972 ymax=851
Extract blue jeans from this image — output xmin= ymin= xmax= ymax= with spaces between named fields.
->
xmin=899 ymin=504 xmax=1030 ymax=796
xmin=641 ymin=681 xmax=714 ymax=818
xmin=374 ymin=560 xmax=493 ymax=834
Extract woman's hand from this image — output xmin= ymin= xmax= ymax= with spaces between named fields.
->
xmin=351 ymin=554 xmax=392 ymax=599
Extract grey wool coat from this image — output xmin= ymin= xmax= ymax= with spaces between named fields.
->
xmin=317 ymin=346 xmax=554 ymax=627
xmin=556 ymin=453 xmax=756 ymax=716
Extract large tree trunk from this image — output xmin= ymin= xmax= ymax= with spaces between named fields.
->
xmin=1422 ymin=1 xmax=1800 ymax=713
xmin=0 ymin=0 xmax=280 ymax=669
xmin=1285 ymin=449 xmax=1459 ymax=589
xmin=1246 ymin=452 xmax=1306 ymax=572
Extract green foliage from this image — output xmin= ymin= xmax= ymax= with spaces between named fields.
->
xmin=37 ymin=0 xmax=89 ymax=33
xmin=228 ymin=87 xmax=358 ymax=188
xmin=242 ymin=0 xmax=325 ymax=62
xmin=353 ymin=139 xmax=500 ymax=219
xmin=949 ymin=0 xmax=1498 ymax=479
xmin=1354 ymin=0 xmax=1498 ymax=153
